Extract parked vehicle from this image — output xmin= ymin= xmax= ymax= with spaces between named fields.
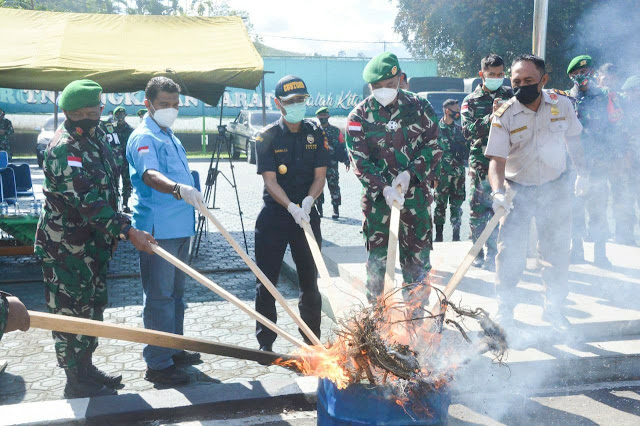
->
xmin=36 ymin=116 xmax=64 ymax=168
xmin=416 ymin=91 xmax=468 ymax=120
xmin=227 ymin=110 xmax=281 ymax=164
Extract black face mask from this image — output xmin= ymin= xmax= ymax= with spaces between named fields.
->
xmin=67 ymin=118 xmax=100 ymax=136
xmin=514 ymin=79 xmax=542 ymax=105
xmin=447 ymin=109 xmax=461 ymax=121
xmin=319 ymin=117 xmax=329 ymax=125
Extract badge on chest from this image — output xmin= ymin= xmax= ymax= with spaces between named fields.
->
xmin=385 ymin=120 xmax=399 ymax=132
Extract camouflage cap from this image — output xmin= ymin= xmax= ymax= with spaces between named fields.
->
xmin=137 ymin=108 xmax=148 ymax=117
xmin=58 ymin=79 xmax=102 ymax=111
xmin=363 ymin=52 xmax=401 ymax=84
xmin=315 ymin=106 xmax=329 ymax=115
xmin=567 ymin=55 xmax=592 ymax=75
xmin=113 ymin=106 xmax=126 ymax=115
xmin=622 ymin=75 xmax=640 ymax=91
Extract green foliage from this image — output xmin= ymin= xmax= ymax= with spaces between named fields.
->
xmin=1 ymin=0 xmax=122 ymax=13
xmin=393 ymin=0 xmax=612 ymax=87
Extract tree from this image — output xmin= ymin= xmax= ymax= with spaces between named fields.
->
xmin=394 ymin=0 xmax=637 ymax=87
xmin=1 ymin=0 xmax=123 ymax=13
xmin=118 ymin=0 xmax=182 ymax=15
xmin=186 ymin=0 xmax=253 ymax=31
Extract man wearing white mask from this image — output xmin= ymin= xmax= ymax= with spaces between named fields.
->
xmin=346 ymin=52 xmax=441 ymax=305
xmin=127 ymin=77 xmax=204 ymax=385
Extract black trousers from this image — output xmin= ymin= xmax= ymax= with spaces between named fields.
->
xmin=254 ymin=203 xmax=322 ymax=347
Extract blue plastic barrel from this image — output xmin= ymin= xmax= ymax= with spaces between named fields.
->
xmin=317 ymin=378 xmax=450 ymax=425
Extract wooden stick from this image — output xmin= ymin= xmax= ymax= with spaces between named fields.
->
xmin=152 ymin=245 xmax=308 ymax=349
xmin=195 ymin=202 xmax=323 ymax=347
xmin=301 ymin=220 xmax=331 ymax=282
xmin=28 ymin=311 xmax=293 ymax=365
xmin=429 ymin=190 xmax=516 ymax=321
xmin=383 ymin=186 xmax=405 ymax=313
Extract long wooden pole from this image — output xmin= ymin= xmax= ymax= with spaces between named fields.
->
xmin=301 ymin=221 xmax=331 ymax=282
xmin=28 ymin=311 xmax=292 ymax=365
xmin=196 ymin=202 xmax=323 ymax=347
xmin=152 ymin=245 xmax=308 ymax=349
xmin=383 ymin=186 xmax=405 ymax=313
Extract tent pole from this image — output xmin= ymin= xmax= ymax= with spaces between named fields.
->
xmin=53 ymin=91 xmax=59 ymax=129
xmin=202 ymin=102 xmax=206 ymax=155
xmin=261 ymin=71 xmax=274 ymax=126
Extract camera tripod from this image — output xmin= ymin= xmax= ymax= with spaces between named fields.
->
xmin=190 ymin=124 xmax=248 ymax=262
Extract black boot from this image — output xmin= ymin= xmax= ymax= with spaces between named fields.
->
xmin=64 ymin=368 xmax=117 ymax=399
xmin=594 ymin=242 xmax=611 ymax=268
xmin=452 ymin=226 xmax=461 ymax=242
xmin=122 ymin=197 xmax=131 ymax=214
xmin=435 ymin=225 xmax=444 ymax=242
xmin=332 ymin=205 xmax=339 ymax=220
xmin=87 ymin=361 xmax=123 ymax=389
xmin=472 ymin=248 xmax=484 ymax=268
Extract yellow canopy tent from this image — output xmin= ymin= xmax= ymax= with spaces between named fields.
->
xmin=0 ymin=9 xmax=264 ymax=106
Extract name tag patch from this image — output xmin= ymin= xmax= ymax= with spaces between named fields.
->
xmin=67 ymin=156 xmax=82 ymax=168
xmin=306 ymin=144 xmax=317 ymax=150
xmin=550 ymin=117 xmax=566 ymax=122
xmin=274 ymin=149 xmax=288 ymax=154
xmin=510 ymin=126 xmax=528 ymax=135
xmin=492 ymin=122 xmax=503 ymax=128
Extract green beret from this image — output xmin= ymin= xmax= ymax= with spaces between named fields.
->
xmin=113 ymin=106 xmax=126 ymax=115
xmin=622 ymin=75 xmax=640 ymax=91
xmin=363 ymin=52 xmax=401 ymax=84
xmin=58 ymin=79 xmax=102 ymax=111
xmin=315 ymin=107 xmax=329 ymax=115
xmin=567 ymin=55 xmax=592 ymax=75
xmin=136 ymin=108 xmax=148 ymax=117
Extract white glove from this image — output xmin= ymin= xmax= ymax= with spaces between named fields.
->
xmin=491 ymin=192 xmax=512 ymax=214
xmin=179 ymin=184 xmax=204 ymax=208
xmin=383 ymin=186 xmax=405 ymax=208
xmin=391 ymin=170 xmax=411 ymax=194
xmin=301 ymin=195 xmax=314 ymax=216
xmin=287 ymin=202 xmax=310 ymax=227
xmin=574 ymin=174 xmax=589 ymax=197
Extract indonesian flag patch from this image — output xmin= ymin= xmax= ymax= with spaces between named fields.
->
xmin=461 ymin=102 xmax=469 ymax=112
xmin=67 ymin=156 xmax=82 ymax=168
xmin=348 ymin=121 xmax=362 ymax=132
xmin=138 ymin=146 xmax=150 ymax=155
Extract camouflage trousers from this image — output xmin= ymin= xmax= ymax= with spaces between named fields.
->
xmin=362 ymin=188 xmax=432 ymax=303
xmin=317 ymin=164 xmax=341 ymax=207
xmin=469 ymin=172 xmax=498 ymax=254
xmin=0 ymin=295 xmax=8 ymax=342
xmin=0 ymin=139 xmax=10 ymax=160
xmin=41 ymin=242 xmax=110 ymax=370
xmin=434 ymin=169 xmax=465 ymax=228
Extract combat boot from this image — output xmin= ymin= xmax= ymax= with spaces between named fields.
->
xmin=472 ymin=248 xmax=484 ymax=268
xmin=64 ymin=368 xmax=117 ymax=399
xmin=434 ymin=225 xmax=444 ymax=242
xmin=594 ymin=242 xmax=612 ymax=268
xmin=452 ymin=226 xmax=461 ymax=242
xmin=332 ymin=205 xmax=339 ymax=220
xmin=87 ymin=360 xmax=123 ymax=389
xmin=484 ymin=248 xmax=497 ymax=272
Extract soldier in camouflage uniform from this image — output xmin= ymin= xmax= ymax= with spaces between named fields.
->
xmin=0 ymin=108 xmax=15 ymax=160
xmin=35 ymin=79 xmax=156 ymax=399
xmin=113 ymin=106 xmax=135 ymax=212
xmin=461 ymin=54 xmax=513 ymax=270
xmin=346 ymin=52 xmax=441 ymax=303
xmin=0 ymin=291 xmax=29 ymax=343
xmin=315 ymin=107 xmax=349 ymax=219
xmin=434 ymin=99 xmax=468 ymax=242
xmin=567 ymin=55 xmax=612 ymax=266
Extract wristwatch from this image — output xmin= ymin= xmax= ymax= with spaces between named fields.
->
xmin=172 ymin=183 xmax=182 ymax=200
xmin=119 ymin=224 xmax=133 ymax=241
xmin=490 ymin=188 xmax=505 ymax=198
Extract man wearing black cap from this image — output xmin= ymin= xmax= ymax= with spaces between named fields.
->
xmin=254 ymin=75 xmax=329 ymax=352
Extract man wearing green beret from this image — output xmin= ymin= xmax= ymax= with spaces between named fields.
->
xmin=567 ymin=55 xmax=612 ymax=266
xmin=346 ymin=52 xmax=441 ymax=304
xmin=35 ymin=79 xmax=157 ymax=398
xmin=112 ymin=106 xmax=135 ymax=212
xmin=315 ymin=106 xmax=349 ymax=219
xmin=137 ymin=108 xmax=148 ymax=122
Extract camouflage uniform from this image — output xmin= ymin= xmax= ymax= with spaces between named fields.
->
xmin=99 ymin=120 xmax=130 ymax=209
xmin=0 ymin=117 xmax=15 ymax=160
xmin=434 ymin=118 xmax=468 ymax=230
xmin=0 ymin=293 xmax=8 ymax=342
xmin=461 ymin=85 xmax=513 ymax=260
xmin=35 ymin=121 xmax=130 ymax=369
xmin=317 ymin=124 xmax=348 ymax=209
xmin=346 ymin=90 xmax=441 ymax=301
xmin=113 ymin=120 xmax=134 ymax=207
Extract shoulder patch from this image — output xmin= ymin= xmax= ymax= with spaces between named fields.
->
xmin=552 ymin=89 xmax=570 ymax=97
xmin=494 ymin=97 xmax=516 ymax=118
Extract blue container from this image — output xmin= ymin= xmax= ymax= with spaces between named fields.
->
xmin=317 ymin=378 xmax=450 ymax=425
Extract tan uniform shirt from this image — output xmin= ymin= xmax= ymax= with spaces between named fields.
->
xmin=485 ymin=89 xmax=582 ymax=186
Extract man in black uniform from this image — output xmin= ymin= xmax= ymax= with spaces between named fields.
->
xmin=113 ymin=106 xmax=134 ymax=212
xmin=254 ymin=75 xmax=329 ymax=353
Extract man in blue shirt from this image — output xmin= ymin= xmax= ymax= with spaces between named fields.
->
xmin=127 ymin=77 xmax=204 ymax=385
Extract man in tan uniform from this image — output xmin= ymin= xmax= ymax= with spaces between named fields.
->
xmin=486 ymin=54 xmax=587 ymax=331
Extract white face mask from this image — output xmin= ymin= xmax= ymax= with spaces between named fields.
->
xmin=151 ymin=106 xmax=179 ymax=128
xmin=372 ymin=86 xmax=398 ymax=107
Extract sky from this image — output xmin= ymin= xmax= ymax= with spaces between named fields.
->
xmin=229 ymin=0 xmax=411 ymax=58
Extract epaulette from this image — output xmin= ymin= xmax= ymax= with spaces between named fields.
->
xmin=494 ymin=97 xmax=517 ymax=118
xmin=551 ymin=89 xmax=570 ymax=97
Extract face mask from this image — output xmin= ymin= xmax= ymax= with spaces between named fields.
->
xmin=484 ymin=77 xmax=503 ymax=92
xmin=447 ymin=110 xmax=461 ymax=121
xmin=514 ymin=80 xmax=542 ymax=105
xmin=282 ymin=102 xmax=307 ymax=123
xmin=571 ymin=73 xmax=590 ymax=88
xmin=68 ymin=118 xmax=100 ymax=136
xmin=372 ymin=87 xmax=398 ymax=107
xmin=151 ymin=106 xmax=178 ymax=128
xmin=318 ymin=117 xmax=329 ymax=126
